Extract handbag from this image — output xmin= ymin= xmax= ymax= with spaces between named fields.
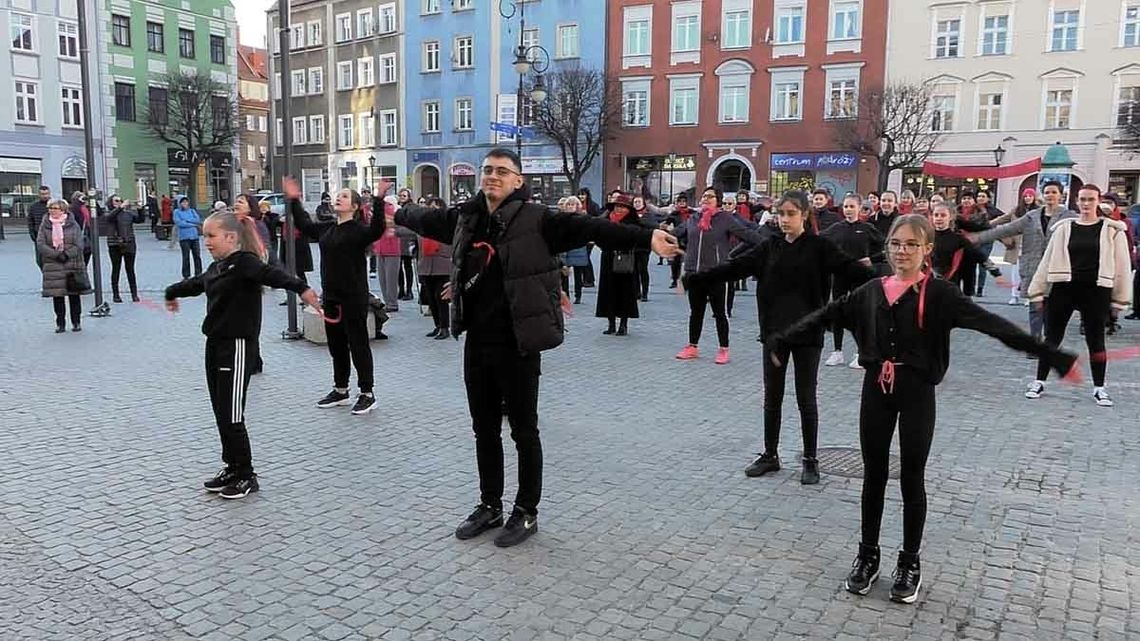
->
xmin=612 ymin=250 xmax=635 ymax=275
xmin=66 ymin=270 xmax=90 ymax=294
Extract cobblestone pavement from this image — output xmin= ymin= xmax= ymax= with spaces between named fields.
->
xmin=1 ymin=234 xmax=1139 ymax=641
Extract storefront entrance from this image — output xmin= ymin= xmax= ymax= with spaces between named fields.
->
xmin=712 ymin=159 xmax=752 ymax=194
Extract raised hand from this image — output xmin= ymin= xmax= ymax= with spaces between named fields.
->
xmin=375 ymin=180 xmax=393 ymax=197
xmin=282 ymin=176 xmax=302 ymax=200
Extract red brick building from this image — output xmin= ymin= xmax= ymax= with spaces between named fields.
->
xmin=605 ymin=0 xmax=887 ymax=201
xmin=237 ymin=44 xmax=270 ymax=193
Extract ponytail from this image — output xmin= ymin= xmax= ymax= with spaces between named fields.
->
xmin=205 ymin=210 xmax=266 ymax=261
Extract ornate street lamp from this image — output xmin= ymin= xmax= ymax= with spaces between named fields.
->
xmin=499 ymin=0 xmax=550 ymax=157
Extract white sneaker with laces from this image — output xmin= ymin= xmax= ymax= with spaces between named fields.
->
xmin=1008 ymin=295 xmax=1019 ymax=305
xmin=825 ymin=350 xmax=846 ymax=367
xmin=1025 ymin=381 xmax=1045 ymax=399
xmin=848 ymin=354 xmax=863 ymax=369
xmin=1093 ymin=387 xmax=1114 ymax=407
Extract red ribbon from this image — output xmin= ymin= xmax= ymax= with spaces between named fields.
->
xmin=878 ymin=360 xmax=896 ymax=394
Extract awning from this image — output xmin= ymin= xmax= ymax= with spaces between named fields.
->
xmin=921 ymin=157 xmax=1041 ymax=180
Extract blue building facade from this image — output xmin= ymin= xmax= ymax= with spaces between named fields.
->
xmin=403 ymin=0 xmax=606 ymax=204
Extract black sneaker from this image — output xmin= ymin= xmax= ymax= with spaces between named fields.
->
xmin=351 ymin=394 xmax=377 ymax=415
xmin=845 ymin=543 xmax=880 ymax=595
xmin=493 ymin=507 xmax=538 ymax=548
xmin=801 ymin=457 xmax=820 ymax=485
xmin=455 ymin=504 xmax=503 ymax=540
xmin=219 ymin=475 xmax=259 ymax=500
xmin=203 ymin=467 xmax=240 ymax=493
xmin=744 ymin=453 xmax=781 ymax=477
xmin=889 ymin=552 xmax=922 ymax=604
xmin=316 ymin=390 xmax=352 ymax=408
xmin=426 ymin=328 xmax=440 ymax=338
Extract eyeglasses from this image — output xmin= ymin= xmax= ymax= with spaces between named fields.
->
xmin=888 ymin=240 xmax=925 ymax=253
xmin=481 ymin=166 xmax=519 ymax=178
xmin=48 ymin=205 xmax=64 ymax=210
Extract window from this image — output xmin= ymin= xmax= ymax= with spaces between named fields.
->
xmin=114 ymin=82 xmax=135 ymax=122
xmin=625 ymin=18 xmax=650 ymax=56
xmin=828 ymin=79 xmax=857 ymax=118
xmin=275 ymin=118 xmax=283 ymax=146
xmin=359 ymin=113 xmax=375 ymax=147
xmin=246 ymin=114 xmax=255 ymax=131
xmin=357 ymin=9 xmax=374 ymax=38
xmin=111 ymin=14 xmax=130 ymax=47
xmin=1125 ymin=6 xmax=1140 ymax=47
xmin=1118 ymin=86 xmax=1140 ymax=126
xmin=14 ymin=80 xmax=39 ymax=124
xmin=720 ymin=84 xmax=748 ymax=123
xmin=274 ymin=72 xmax=281 ymax=96
xmin=1050 ymin=10 xmax=1079 ymax=52
xmin=357 ymin=57 xmax=375 ymax=86
xmin=557 ymin=24 xmax=579 ymax=58
xmin=776 ymin=5 xmax=805 ymax=44
xmin=423 ymin=101 xmax=440 ymax=132
xmin=148 ymin=87 xmax=168 ymax=125
xmin=831 ymin=1 xmax=861 ymax=39
xmin=308 ymin=67 xmax=324 ymax=94
xmin=145 ymin=21 xmax=163 ymax=53
xmin=722 ymin=6 xmax=752 ymax=49
xmin=57 ymin=22 xmax=78 ymax=58
xmin=454 ymin=36 xmax=473 ymax=68
xmin=379 ymin=4 xmax=397 ymax=33
xmin=179 ymin=28 xmax=195 ymax=58
xmin=336 ymin=13 xmax=352 ymax=42
xmin=977 ymin=91 xmax=1003 ymax=130
xmin=337 ymin=61 xmax=353 ymax=90
xmin=291 ymin=69 xmax=306 ymax=95
xmin=673 ymin=13 xmax=699 ymax=52
xmin=455 ymin=98 xmax=473 ymax=130
xmin=380 ymin=110 xmax=397 ymax=146
xmin=210 ymin=35 xmax=225 ymax=64
xmin=423 ymin=0 xmax=441 ymax=15
xmin=522 ymin=28 xmax=540 ymax=62
xmin=623 ymin=86 xmax=649 ymax=126
xmin=11 ymin=14 xmax=35 ymax=52
xmin=934 ymin=19 xmax=960 ymax=58
xmin=979 ymin=15 xmax=1009 ymax=55
xmin=669 ymin=78 xmax=699 ymax=125
xmin=307 ymin=20 xmax=322 ymax=47
xmin=338 ymin=114 xmax=354 ymax=148
xmin=259 ymin=115 xmax=267 ymax=131
xmin=455 ymin=0 xmax=473 ymax=9
xmin=210 ymin=96 xmax=229 ymax=128
xmin=379 ymin=54 xmax=396 ymax=84
xmin=772 ymin=81 xmax=801 ymax=120
xmin=930 ymin=92 xmax=955 ymax=131
xmin=247 ymin=144 xmax=256 ymax=162
xmin=289 ymin=24 xmax=304 ymax=49
xmin=423 ymin=41 xmax=440 ymax=72
xmin=519 ymin=94 xmax=535 ymax=127
xmin=61 ymin=86 xmax=82 ymax=127
xmin=1045 ymin=89 xmax=1072 ymax=129
xmin=292 ymin=117 xmax=308 ymax=145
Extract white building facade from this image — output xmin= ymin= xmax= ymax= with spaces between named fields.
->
xmin=885 ymin=0 xmax=1140 ymax=211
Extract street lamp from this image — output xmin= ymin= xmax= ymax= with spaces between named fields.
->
xmin=992 ymin=144 xmax=1006 ymax=167
xmin=667 ymin=152 xmax=677 ymax=203
xmin=499 ymin=0 xmax=550 ymax=158
xmin=368 ymin=155 xmax=376 ymax=190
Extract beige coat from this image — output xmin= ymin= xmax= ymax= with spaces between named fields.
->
xmin=1027 ymin=217 xmax=1132 ymax=310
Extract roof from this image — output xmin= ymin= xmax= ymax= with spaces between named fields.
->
xmin=237 ymin=44 xmax=268 ymax=82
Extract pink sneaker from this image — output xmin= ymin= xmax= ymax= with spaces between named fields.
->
xmin=675 ymin=345 xmax=699 ymax=360
xmin=715 ymin=347 xmax=730 ymax=365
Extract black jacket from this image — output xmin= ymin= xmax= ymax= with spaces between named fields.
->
xmin=165 ymin=251 xmax=309 ymax=339
xmin=771 ymin=276 xmax=1077 ymax=385
xmin=822 ymin=219 xmax=885 ymax=266
xmin=290 ymin=199 xmax=385 ymax=305
xmin=814 ymin=207 xmax=843 ymax=233
xmin=396 ymin=186 xmax=653 ymax=354
xmin=868 ymin=210 xmax=898 ymax=238
xmin=27 ymin=200 xmax=49 ymax=241
xmin=932 ymin=228 xmax=995 ymax=282
xmin=99 ymin=205 xmax=146 ymax=251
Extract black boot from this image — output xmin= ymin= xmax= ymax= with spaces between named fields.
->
xmin=845 ymin=543 xmax=880 ymax=595
xmin=603 ymin=318 xmax=616 ymax=335
xmin=112 ymin=292 xmax=123 ymax=304
xmin=434 ymin=327 xmax=451 ymax=340
xmin=890 ymin=551 xmax=922 ymax=604
xmin=616 ymin=318 xmax=628 ymax=336
xmin=800 ymin=456 xmax=820 ymax=485
xmin=426 ymin=327 xmax=440 ymax=338
xmin=744 ymin=452 xmax=781 ymax=477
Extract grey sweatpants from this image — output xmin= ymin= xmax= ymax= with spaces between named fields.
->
xmin=376 ymin=255 xmax=401 ymax=311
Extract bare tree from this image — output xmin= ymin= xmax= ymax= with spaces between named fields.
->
xmin=835 ymin=82 xmax=945 ymax=192
xmin=142 ymin=71 xmax=238 ymax=205
xmin=530 ymin=67 xmax=622 ymax=193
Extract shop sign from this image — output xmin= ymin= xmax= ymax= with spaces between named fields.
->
xmin=449 ymin=163 xmax=476 ymax=177
xmin=770 ymin=152 xmax=858 ymax=171
xmin=0 ymin=157 xmax=43 ymax=174
xmin=412 ymin=152 xmax=440 ymax=164
xmin=663 ymin=155 xmax=696 ymax=171
xmin=522 ymin=157 xmax=570 ymax=175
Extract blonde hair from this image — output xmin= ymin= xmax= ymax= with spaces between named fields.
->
xmin=205 ymin=210 xmax=265 ymax=260
xmin=560 ymin=195 xmax=582 ymax=211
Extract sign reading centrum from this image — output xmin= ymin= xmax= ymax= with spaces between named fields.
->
xmin=770 ymin=152 xmax=858 ymax=171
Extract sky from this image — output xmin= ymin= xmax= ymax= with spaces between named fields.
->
xmin=235 ymin=0 xmax=277 ymax=47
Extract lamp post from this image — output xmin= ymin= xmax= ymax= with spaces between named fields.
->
xmin=77 ymin=0 xmax=109 ymax=317
xmin=277 ymin=0 xmax=300 ymax=339
xmin=368 ymin=155 xmax=376 ymax=191
xmin=499 ymin=0 xmax=550 ymax=159
xmin=667 ymin=152 xmax=677 ymax=203
xmin=259 ymin=152 xmax=267 ymax=191
xmin=992 ymin=144 xmax=1006 ymax=167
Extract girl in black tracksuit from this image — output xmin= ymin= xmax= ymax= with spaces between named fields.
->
xmin=684 ymin=190 xmax=874 ymax=485
xmin=770 ymin=213 xmax=1076 ymax=605
xmin=286 ymin=179 xmax=388 ymax=415
xmin=821 ymin=194 xmax=885 ymax=364
xmin=165 ymin=211 xmax=317 ymax=499
xmin=929 ymin=203 xmax=1001 ymax=291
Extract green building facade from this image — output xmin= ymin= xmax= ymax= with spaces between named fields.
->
xmin=99 ymin=0 xmax=237 ymax=205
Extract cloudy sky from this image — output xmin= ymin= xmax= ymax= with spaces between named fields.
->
xmin=235 ymin=0 xmax=276 ymax=47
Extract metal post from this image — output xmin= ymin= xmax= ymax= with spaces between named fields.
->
xmin=515 ymin=4 xmax=525 ymax=159
xmin=278 ymin=0 xmax=301 ymax=339
xmin=77 ymin=0 xmax=108 ymax=317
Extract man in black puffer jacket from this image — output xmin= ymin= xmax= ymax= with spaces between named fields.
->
xmin=395 ymin=148 xmax=681 ymax=548
xmin=27 ymin=185 xmax=51 ymax=268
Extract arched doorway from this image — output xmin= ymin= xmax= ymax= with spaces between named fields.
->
xmin=415 ymin=165 xmax=440 ymax=199
xmin=711 ymin=159 xmax=752 ymax=194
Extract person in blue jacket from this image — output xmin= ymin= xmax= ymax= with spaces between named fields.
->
xmin=174 ymin=196 xmax=203 ymax=279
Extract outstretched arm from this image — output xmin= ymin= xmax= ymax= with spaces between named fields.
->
xmin=949 ymin=286 xmax=1076 ymax=375
xmin=727 ymin=215 xmax=768 ymax=247
xmin=288 ymin=199 xmax=324 ymax=240
xmin=542 ymin=213 xmax=652 ymax=254
xmin=768 ymin=293 xmax=858 ymax=360
xmin=970 ymin=215 xmax=1029 ymax=245
xmin=164 ymin=275 xmax=206 ymax=300
xmin=688 ymin=241 xmax=766 ymax=287
xmin=394 ymin=203 xmax=458 ymax=244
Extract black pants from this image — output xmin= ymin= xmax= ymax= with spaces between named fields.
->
xmin=463 ymin=340 xmax=542 ymax=515
xmin=421 ymin=275 xmax=449 ymax=330
xmin=960 ymin=256 xmax=977 ymax=296
xmin=1131 ymin=269 xmax=1139 ymax=316
xmin=635 ymin=252 xmax=650 ymax=298
xmin=584 ymin=245 xmax=596 ymax=286
xmin=687 ymin=282 xmax=729 ymax=347
xmin=399 ymin=256 xmax=415 ymax=297
xmin=572 ymin=267 xmax=588 ymax=300
xmin=1037 ymin=282 xmax=1110 ymax=386
xmin=205 ymin=337 xmax=257 ymax=477
xmin=761 ymin=343 xmax=821 ymax=458
xmin=180 ymin=239 xmax=202 ymax=279
xmin=324 ymin=301 xmax=374 ymax=392
xmin=859 ymin=368 xmax=936 ymax=554
xmin=108 ymin=245 xmax=138 ymax=298
xmin=831 ymin=276 xmax=858 ymax=350
xmin=52 ymin=295 xmax=82 ymax=326
xmin=670 ymin=255 xmax=683 ymax=285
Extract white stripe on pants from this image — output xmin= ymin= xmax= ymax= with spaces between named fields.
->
xmin=232 ymin=338 xmax=246 ymax=424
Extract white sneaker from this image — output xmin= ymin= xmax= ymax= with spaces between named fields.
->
xmin=1093 ymin=388 xmax=1114 ymax=407
xmin=1025 ymin=381 xmax=1044 ymax=399
xmin=848 ymin=354 xmax=863 ymax=369
xmin=1007 ymin=295 xmax=1019 ymax=306
xmin=825 ymin=350 xmax=846 ymax=367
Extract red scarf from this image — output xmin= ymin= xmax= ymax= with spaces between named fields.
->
xmin=675 ymin=205 xmax=692 ymax=222
xmin=899 ymin=203 xmax=913 ymax=215
xmin=697 ymin=205 xmax=717 ymax=232
xmin=609 ymin=210 xmax=627 ymax=224
xmin=736 ymin=203 xmax=753 ymax=222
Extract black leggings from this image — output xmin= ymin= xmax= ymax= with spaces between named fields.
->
xmin=726 ymin=284 xmax=736 ymax=316
xmin=108 ymin=245 xmax=138 ymax=297
xmin=859 ymin=368 xmax=936 ymax=554
xmin=760 ymin=343 xmax=821 ymax=458
xmin=1037 ymin=282 xmax=1110 ymax=386
xmin=205 ymin=337 xmax=257 ymax=477
xmin=670 ymin=255 xmax=682 ymax=284
xmin=52 ymin=295 xmax=82 ymax=326
xmin=324 ymin=301 xmax=374 ymax=393
xmin=421 ymin=275 xmax=450 ymax=330
xmin=1132 ymin=268 xmax=1139 ymax=316
xmin=399 ymin=256 xmax=415 ymax=297
xmin=635 ymin=252 xmax=650 ymax=298
xmin=831 ymin=277 xmax=858 ymax=350
xmin=687 ymin=282 xmax=729 ymax=347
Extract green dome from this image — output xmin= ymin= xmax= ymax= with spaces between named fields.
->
xmin=1041 ymin=142 xmax=1075 ymax=167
